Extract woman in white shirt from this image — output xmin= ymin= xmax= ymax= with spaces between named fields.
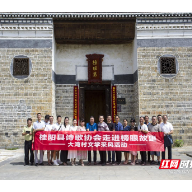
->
xmin=138 ymin=116 xmax=148 ymax=166
xmin=44 ymin=116 xmax=54 ymax=166
xmin=77 ymin=119 xmax=87 ymax=166
xmin=68 ymin=119 xmax=78 ymax=166
xmin=60 ymin=117 xmax=70 ymax=165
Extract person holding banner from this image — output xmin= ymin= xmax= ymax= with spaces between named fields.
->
xmin=22 ymin=118 xmax=34 ymax=166
xmin=148 ymin=116 xmax=161 ymax=165
xmin=98 ymin=115 xmax=109 ymax=166
xmin=122 ymin=119 xmax=130 ymax=165
xmin=114 ymin=115 xmax=123 ymax=165
xmin=106 ymin=115 xmax=115 ymax=165
xmin=130 ymin=127 xmax=138 ymax=165
xmin=60 ymin=117 xmax=70 ymax=165
xmin=49 ymin=115 xmax=63 ymax=166
xmin=68 ymin=119 xmax=78 ymax=166
xmin=33 ymin=113 xmax=45 ymax=166
xmin=144 ymin=115 xmax=151 ymax=162
xmin=44 ymin=115 xmax=50 ymax=126
xmin=138 ymin=116 xmax=148 ymax=166
xmin=45 ymin=115 xmax=54 ymax=166
xmin=86 ymin=116 xmax=98 ymax=166
xmin=77 ymin=119 xmax=87 ymax=166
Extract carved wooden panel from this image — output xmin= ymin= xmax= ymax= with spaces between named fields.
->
xmin=13 ymin=58 xmax=29 ymax=76
xmin=54 ymin=20 xmax=135 ymax=44
xmin=160 ymin=57 xmax=176 ymax=74
xmin=86 ymin=54 xmax=104 ymax=84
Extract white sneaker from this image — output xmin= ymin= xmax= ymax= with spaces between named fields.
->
xmin=53 ymin=160 xmax=59 ymax=166
xmin=57 ymin=159 xmax=62 ymax=165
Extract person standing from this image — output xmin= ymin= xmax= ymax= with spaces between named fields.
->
xmin=157 ymin=115 xmax=163 ymax=125
xmin=130 ymin=127 xmax=138 ymax=165
xmin=148 ymin=116 xmax=161 ymax=165
xmin=51 ymin=115 xmax=64 ymax=166
xmin=106 ymin=115 xmax=115 ymax=165
xmin=68 ymin=119 xmax=78 ymax=166
xmin=60 ymin=117 xmax=70 ymax=165
xmin=144 ymin=115 xmax=151 ymax=162
xmin=114 ymin=115 xmax=123 ymax=165
xmin=86 ymin=116 xmax=97 ymax=165
xmin=122 ymin=119 xmax=130 ymax=165
xmin=22 ymin=118 xmax=34 ymax=166
xmin=33 ymin=113 xmax=45 ymax=166
xmin=138 ymin=116 xmax=148 ymax=166
xmin=44 ymin=115 xmax=50 ymax=126
xmin=77 ymin=119 xmax=87 ymax=166
xmin=98 ymin=115 xmax=109 ymax=166
xmin=160 ymin=115 xmax=174 ymax=160
xmin=128 ymin=118 xmax=139 ymax=164
xmin=44 ymin=115 xmax=54 ymax=166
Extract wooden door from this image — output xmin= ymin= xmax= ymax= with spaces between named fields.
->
xmin=84 ymin=90 xmax=106 ymax=124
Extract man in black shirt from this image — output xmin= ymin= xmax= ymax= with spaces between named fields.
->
xmin=106 ymin=115 xmax=115 ymax=165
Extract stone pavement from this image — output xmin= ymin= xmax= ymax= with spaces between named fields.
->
xmin=0 ymin=146 xmax=192 ymax=180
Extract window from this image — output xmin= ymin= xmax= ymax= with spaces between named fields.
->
xmin=13 ymin=58 xmax=29 ymax=76
xmin=160 ymin=57 xmax=176 ymax=74
xmin=10 ymin=55 xmax=32 ymax=79
xmin=157 ymin=55 xmax=179 ymax=78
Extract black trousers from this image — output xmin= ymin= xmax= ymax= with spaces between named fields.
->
xmin=162 ymin=145 xmax=172 ymax=159
xmin=100 ymin=151 xmax=106 ymax=164
xmin=88 ymin=151 xmax=97 ymax=163
xmin=116 ymin=151 xmax=121 ymax=163
xmin=24 ymin=140 xmax=34 ymax=164
xmin=148 ymin=151 xmax=150 ymax=162
xmin=140 ymin=151 xmax=146 ymax=163
xmin=60 ymin=150 xmax=68 ymax=163
xmin=162 ymin=135 xmax=172 ymax=159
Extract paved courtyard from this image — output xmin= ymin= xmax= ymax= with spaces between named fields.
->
xmin=0 ymin=147 xmax=192 ymax=180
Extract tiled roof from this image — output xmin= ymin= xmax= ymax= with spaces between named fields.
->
xmin=0 ymin=12 xmax=192 ymax=19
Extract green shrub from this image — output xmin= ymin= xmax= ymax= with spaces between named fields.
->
xmin=5 ymin=147 xmax=19 ymax=150
xmin=173 ymin=139 xmax=184 ymax=147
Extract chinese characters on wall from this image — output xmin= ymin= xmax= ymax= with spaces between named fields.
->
xmin=73 ymin=86 xmax=79 ymax=125
xmin=86 ymin=54 xmax=104 ymax=84
xmin=112 ymin=86 xmax=117 ymax=123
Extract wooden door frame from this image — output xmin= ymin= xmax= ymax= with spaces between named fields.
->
xmin=79 ymin=82 xmax=111 ymax=121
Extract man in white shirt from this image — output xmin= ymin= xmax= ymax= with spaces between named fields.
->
xmin=33 ymin=113 xmax=45 ymax=166
xmin=45 ymin=115 xmax=54 ymax=165
xmin=44 ymin=115 xmax=50 ymax=126
xmin=138 ymin=116 xmax=148 ymax=166
xmin=160 ymin=115 xmax=174 ymax=159
xmin=52 ymin=115 xmax=64 ymax=166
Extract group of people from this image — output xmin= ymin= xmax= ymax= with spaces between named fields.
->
xmin=22 ymin=113 xmax=174 ymax=166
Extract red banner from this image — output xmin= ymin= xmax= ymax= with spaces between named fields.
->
xmin=73 ymin=86 xmax=79 ymax=125
xmin=112 ymin=86 xmax=117 ymax=123
xmin=34 ymin=131 xmax=164 ymax=151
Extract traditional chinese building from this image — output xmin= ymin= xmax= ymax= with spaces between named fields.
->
xmin=0 ymin=12 xmax=192 ymax=148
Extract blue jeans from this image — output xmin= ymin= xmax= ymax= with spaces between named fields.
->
xmin=108 ymin=151 xmax=115 ymax=162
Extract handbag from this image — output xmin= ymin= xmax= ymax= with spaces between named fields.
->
xmin=167 ymin=134 xmax=173 ymax=145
